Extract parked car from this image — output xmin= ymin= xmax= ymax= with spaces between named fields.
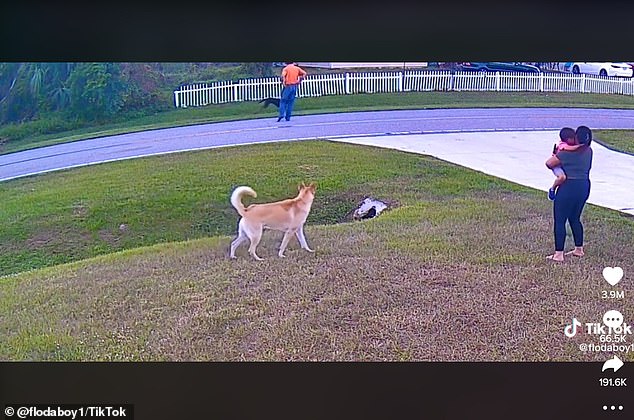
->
xmin=457 ymin=62 xmax=541 ymax=73
xmin=565 ymin=62 xmax=633 ymax=78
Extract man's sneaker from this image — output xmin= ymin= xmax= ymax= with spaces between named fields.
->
xmin=548 ymin=188 xmax=556 ymax=201
xmin=276 ymin=117 xmax=283 ymax=122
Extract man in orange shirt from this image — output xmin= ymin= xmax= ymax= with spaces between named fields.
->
xmin=277 ymin=62 xmax=307 ymax=122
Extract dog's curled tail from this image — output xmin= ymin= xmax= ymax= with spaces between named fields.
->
xmin=230 ymin=186 xmax=257 ymax=217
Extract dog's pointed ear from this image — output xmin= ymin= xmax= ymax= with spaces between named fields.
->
xmin=308 ymin=182 xmax=316 ymax=191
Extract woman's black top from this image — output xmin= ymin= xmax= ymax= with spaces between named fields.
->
xmin=556 ymin=147 xmax=593 ymax=180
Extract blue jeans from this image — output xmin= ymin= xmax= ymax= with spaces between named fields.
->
xmin=279 ymin=84 xmax=298 ymax=121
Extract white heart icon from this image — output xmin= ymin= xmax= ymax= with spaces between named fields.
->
xmin=602 ymin=267 xmax=624 ymax=287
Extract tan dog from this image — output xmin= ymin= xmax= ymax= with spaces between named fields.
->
xmin=229 ymin=183 xmax=316 ymax=260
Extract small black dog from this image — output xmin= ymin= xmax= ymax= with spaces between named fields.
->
xmin=259 ymin=98 xmax=280 ymax=108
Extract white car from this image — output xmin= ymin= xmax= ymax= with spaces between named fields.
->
xmin=563 ymin=62 xmax=633 ymax=78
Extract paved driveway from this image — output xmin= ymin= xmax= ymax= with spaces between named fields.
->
xmin=330 ymin=131 xmax=634 ymax=216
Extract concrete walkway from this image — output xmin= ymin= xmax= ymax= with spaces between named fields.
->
xmin=329 ymin=131 xmax=634 ymax=216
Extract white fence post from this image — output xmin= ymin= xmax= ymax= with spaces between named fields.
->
xmin=173 ymin=69 xmax=634 ymax=108
xmin=621 ymin=78 xmax=625 ymax=95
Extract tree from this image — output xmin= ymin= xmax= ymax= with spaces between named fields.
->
xmin=0 ymin=63 xmax=78 ymax=123
xmin=119 ymin=63 xmax=167 ymax=112
xmin=241 ymin=63 xmax=275 ymax=78
xmin=45 ymin=63 xmax=75 ymax=111
xmin=67 ymin=63 xmax=126 ymax=120
xmin=0 ymin=63 xmax=23 ymax=103
xmin=0 ymin=64 xmax=37 ymax=123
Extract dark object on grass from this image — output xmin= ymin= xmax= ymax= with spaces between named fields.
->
xmin=360 ymin=207 xmax=377 ymax=219
xmin=259 ymin=98 xmax=280 ymax=108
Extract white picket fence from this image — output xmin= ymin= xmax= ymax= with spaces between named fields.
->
xmin=173 ymin=71 xmax=634 ymax=108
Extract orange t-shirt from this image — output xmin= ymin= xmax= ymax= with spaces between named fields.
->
xmin=282 ymin=64 xmax=307 ymax=86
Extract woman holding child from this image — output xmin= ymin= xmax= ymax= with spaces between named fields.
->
xmin=545 ymin=126 xmax=593 ymax=262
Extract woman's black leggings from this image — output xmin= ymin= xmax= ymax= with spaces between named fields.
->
xmin=553 ymin=179 xmax=591 ymax=251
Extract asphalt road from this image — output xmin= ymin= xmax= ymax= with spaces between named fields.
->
xmin=2 ymin=107 xmax=634 ymax=182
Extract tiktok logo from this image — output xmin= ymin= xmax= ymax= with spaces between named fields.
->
xmin=564 ymin=318 xmax=582 ymax=338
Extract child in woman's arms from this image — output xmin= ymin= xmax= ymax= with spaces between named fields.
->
xmin=548 ymin=127 xmax=583 ymax=201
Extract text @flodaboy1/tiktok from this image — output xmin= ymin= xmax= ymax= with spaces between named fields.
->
xmin=565 ymin=310 xmax=634 ymax=353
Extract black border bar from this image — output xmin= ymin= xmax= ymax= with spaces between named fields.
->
xmin=1 ymin=362 xmax=631 ymax=419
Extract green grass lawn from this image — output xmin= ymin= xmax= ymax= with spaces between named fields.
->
xmin=594 ymin=130 xmax=634 ymax=154
xmin=1 ymin=140 xmax=633 ymax=361
xmin=4 ymin=91 xmax=634 ymax=154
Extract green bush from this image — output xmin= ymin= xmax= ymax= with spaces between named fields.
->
xmin=176 ymin=63 xmax=276 ymax=85
xmin=0 ymin=114 xmax=83 ymax=143
xmin=120 ymin=63 xmax=169 ymax=113
xmin=67 ymin=63 xmax=127 ymax=120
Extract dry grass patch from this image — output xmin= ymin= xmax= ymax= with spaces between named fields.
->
xmin=1 ymin=142 xmax=633 ymax=362
xmin=2 ymin=199 xmax=633 ymax=362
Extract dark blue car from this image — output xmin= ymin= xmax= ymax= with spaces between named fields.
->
xmin=458 ymin=62 xmax=541 ymax=73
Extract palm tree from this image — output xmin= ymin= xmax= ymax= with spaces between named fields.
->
xmin=45 ymin=63 xmax=75 ymax=110
xmin=0 ymin=63 xmax=24 ymax=105
xmin=28 ymin=65 xmax=47 ymax=96
xmin=49 ymin=84 xmax=71 ymax=110
xmin=0 ymin=63 xmax=78 ymax=122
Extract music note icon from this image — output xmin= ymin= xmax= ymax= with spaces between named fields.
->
xmin=564 ymin=317 xmax=582 ymax=338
